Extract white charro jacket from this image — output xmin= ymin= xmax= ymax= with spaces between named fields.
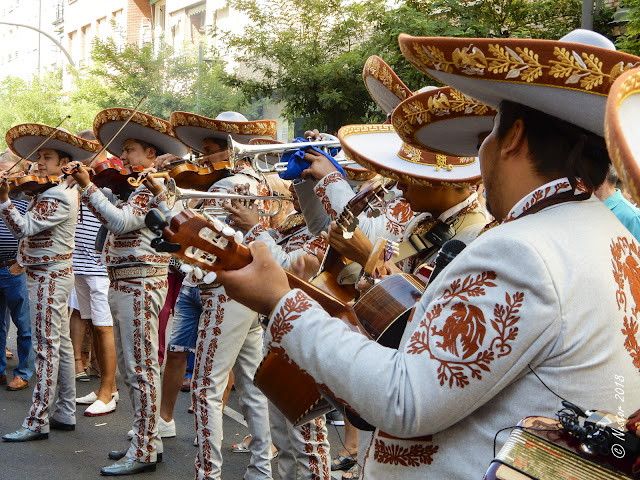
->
xmin=0 ymin=182 xmax=77 ymax=266
xmin=261 ymin=178 xmax=640 ymax=479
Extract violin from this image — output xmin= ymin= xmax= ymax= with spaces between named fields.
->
xmin=62 ymin=161 xmax=145 ymax=197
xmin=2 ymin=173 xmax=61 ymax=196
xmin=128 ymin=159 xmax=229 ymax=191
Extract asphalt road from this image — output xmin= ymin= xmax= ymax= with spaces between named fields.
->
xmin=0 ymin=333 xmax=350 ymax=479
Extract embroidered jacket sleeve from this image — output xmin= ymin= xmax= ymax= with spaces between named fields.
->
xmin=0 ymin=186 xmax=74 ymax=239
xmin=245 ymin=224 xmax=326 ymax=271
xmin=293 ymin=178 xmax=331 ymax=235
xmin=263 ymin=230 xmax=561 ymax=437
xmin=81 ymin=183 xmax=153 ymax=235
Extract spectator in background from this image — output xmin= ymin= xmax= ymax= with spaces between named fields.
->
xmin=0 ymin=152 xmax=34 ymax=392
xmin=595 ymin=164 xmax=640 ymax=240
xmin=71 ymin=129 xmax=119 ymax=416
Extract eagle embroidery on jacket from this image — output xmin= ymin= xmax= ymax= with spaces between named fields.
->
xmin=407 ymin=271 xmax=523 ymax=388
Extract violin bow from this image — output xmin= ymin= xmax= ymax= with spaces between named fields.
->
xmin=1 ymin=115 xmax=72 ymax=179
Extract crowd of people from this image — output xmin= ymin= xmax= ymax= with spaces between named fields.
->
xmin=1 ymin=27 xmax=640 ymax=480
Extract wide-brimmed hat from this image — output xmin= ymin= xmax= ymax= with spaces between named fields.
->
xmin=93 ymin=108 xmax=188 ymax=158
xmin=338 ymin=124 xmax=481 ymax=187
xmin=391 ymin=85 xmax=497 ymax=157
xmin=171 ymin=111 xmax=277 ymax=154
xmin=398 ymin=29 xmax=640 ymax=138
xmin=6 ymin=124 xmax=101 ymax=162
xmin=605 ymin=67 xmax=640 ymax=204
xmin=363 ymin=55 xmax=414 ymax=114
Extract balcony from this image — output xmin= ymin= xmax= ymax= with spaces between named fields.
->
xmin=53 ymin=1 xmax=64 ymax=26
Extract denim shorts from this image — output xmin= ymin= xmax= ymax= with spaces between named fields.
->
xmin=167 ymin=285 xmax=202 ymax=353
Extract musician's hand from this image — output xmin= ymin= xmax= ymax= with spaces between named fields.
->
xmin=356 ymin=260 xmax=401 ymax=293
xmin=301 ymin=150 xmax=338 ymax=181
xmin=303 ymin=129 xmax=321 ymax=141
xmin=155 ymin=153 xmax=181 ymax=170
xmin=68 ymin=161 xmax=91 ymax=188
xmin=216 ymin=242 xmax=291 ymax=315
xmin=322 ymin=222 xmax=373 ymax=266
xmin=65 ymin=175 xmax=78 ymax=188
xmin=141 ymin=167 xmax=163 ymax=196
xmin=234 ymin=183 xmax=251 ymax=195
xmin=290 ymin=251 xmax=322 ymax=281
xmin=0 ymin=170 xmax=10 ymax=202
xmin=225 ymin=197 xmax=259 ymax=232
xmin=200 ymin=150 xmax=230 ymax=169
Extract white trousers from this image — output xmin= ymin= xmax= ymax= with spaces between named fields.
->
xmin=193 ymin=288 xmax=272 ymax=480
xmin=22 ymin=262 xmax=75 ymax=432
xmin=109 ymin=274 xmax=168 ymax=463
xmin=269 ymin=406 xmax=330 ymax=480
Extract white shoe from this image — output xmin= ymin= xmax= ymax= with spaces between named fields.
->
xmin=193 ymin=437 xmax=198 ymax=446
xmin=84 ymin=398 xmax=117 ymax=416
xmin=77 ymin=391 xmax=119 ymax=405
xmin=127 ymin=417 xmax=176 ymax=438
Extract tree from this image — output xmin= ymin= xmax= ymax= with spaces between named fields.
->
xmin=73 ymin=38 xmax=249 ymax=121
xmin=615 ymin=0 xmax=640 ymax=56
xmin=219 ymin=0 xmax=389 ymax=133
xmin=364 ymin=0 xmax=615 ymax=91
xmin=0 ymin=70 xmax=99 ymax=150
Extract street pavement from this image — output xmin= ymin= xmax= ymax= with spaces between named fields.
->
xmin=0 ymin=334 xmax=351 ymax=479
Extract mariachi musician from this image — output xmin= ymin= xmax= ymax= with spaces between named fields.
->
xmin=167 ymin=110 xmax=277 ymax=480
xmin=68 ymin=108 xmax=188 ymax=476
xmin=1 ymin=125 xmax=100 ymax=442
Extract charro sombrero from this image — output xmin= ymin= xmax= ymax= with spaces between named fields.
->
xmin=398 ymin=29 xmax=640 ymax=138
xmin=391 ymin=86 xmax=497 ymax=157
xmin=170 ymin=111 xmax=277 ymax=154
xmin=363 ymin=55 xmax=414 ymax=114
xmin=605 ymin=67 xmax=640 ymax=204
xmin=6 ymin=124 xmax=101 ymax=162
xmin=93 ymin=108 xmax=188 ymax=158
xmin=338 ymin=124 xmax=480 ymax=187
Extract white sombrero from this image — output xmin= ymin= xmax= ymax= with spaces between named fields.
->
xmin=171 ymin=111 xmax=277 ymax=154
xmin=398 ymin=29 xmax=640 ymax=138
xmin=605 ymin=67 xmax=640 ymax=204
xmin=6 ymin=124 xmax=101 ymax=162
xmin=391 ymin=86 xmax=497 ymax=157
xmin=363 ymin=55 xmax=414 ymax=114
xmin=338 ymin=124 xmax=481 ymax=187
xmin=93 ymin=108 xmax=188 ymax=158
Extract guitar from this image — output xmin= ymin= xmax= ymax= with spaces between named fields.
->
xmin=145 ymin=208 xmax=360 ymax=427
xmin=310 ymin=178 xmax=394 ymax=303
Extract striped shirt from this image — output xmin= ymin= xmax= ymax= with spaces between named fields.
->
xmin=0 ymin=199 xmax=28 ymax=263
xmin=73 ymin=201 xmax=107 ymax=276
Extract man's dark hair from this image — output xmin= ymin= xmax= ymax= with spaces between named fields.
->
xmin=129 ymin=139 xmax=164 ymax=157
xmin=496 ymin=101 xmax=610 ymax=191
xmin=54 ymin=149 xmax=72 ymax=164
xmin=204 ymin=137 xmax=227 ymax=150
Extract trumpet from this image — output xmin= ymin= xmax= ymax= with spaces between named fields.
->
xmin=165 ymin=178 xmax=293 ymax=217
xmin=227 ymin=135 xmax=354 ymax=173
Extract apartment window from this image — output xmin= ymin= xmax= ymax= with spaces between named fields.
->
xmin=81 ymin=24 xmax=92 ymax=65
xmin=112 ymin=9 xmax=125 ymax=49
xmin=96 ymin=17 xmax=108 ymax=42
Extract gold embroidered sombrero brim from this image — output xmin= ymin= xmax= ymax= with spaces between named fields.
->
xmin=391 ymin=86 xmax=497 ymax=157
xmin=6 ymin=124 xmax=101 ymax=162
xmin=605 ymin=67 xmax=640 ymax=204
xmin=363 ymin=55 xmax=413 ymax=114
xmin=93 ymin=108 xmax=188 ymax=158
xmin=338 ymin=124 xmax=481 ymax=187
xmin=398 ymin=31 xmax=640 ymax=137
xmin=171 ymin=111 xmax=277 ymax=153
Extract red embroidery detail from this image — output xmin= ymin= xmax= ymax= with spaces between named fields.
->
xmin=373 ymin=438 xmax=439 ymax=466
xmin=384 ymin=198 xmax=414 ymax=236
xmin=2 ymin=203 xmax=23 ymax=236
xmin=31 ymin=199 xmax=60 ymax=221
xmin=245 ymin=223 xmax=268 ymax=245
xmin=408 ymin=272 xmax=523 ymax=388
xmin=269 ymin=291 xmax=312 ymax=344
xmin=315 ymin=172 xmax=343 ymax=220
xmin=611 ymin=236 xmax=640 ymax=373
